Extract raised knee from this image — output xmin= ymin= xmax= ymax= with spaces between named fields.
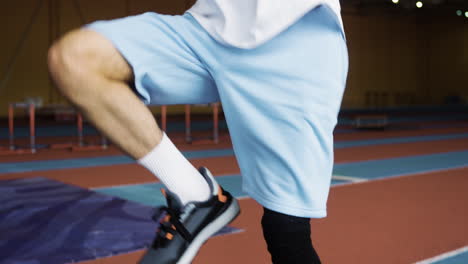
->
xmin=49 ymin=30 xmax=97 ymax=76
xmin=48 ymin=29 xmax=132 ymax=100
xmin=48 ymin=30 xmax=113 ymax=104
xmin=48 ymin=30 xmax=118 ymax=105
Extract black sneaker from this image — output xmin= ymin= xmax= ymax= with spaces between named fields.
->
xmin=139 ymin=167 xmax=240 ymax=264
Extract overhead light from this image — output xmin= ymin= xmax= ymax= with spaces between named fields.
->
xmin=465 ymin=11 xmax=468 ymax=18
xmin=416 ymin=1 xmax=423 ymax=8
xmin=456 ymin=10 xmax=462 ymax=16
xmin=392 ymin=0 xmax=399 ymax=4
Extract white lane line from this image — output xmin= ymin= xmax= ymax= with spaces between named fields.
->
xmin=414 ymin=245 xmax=468 ymax=264
xmin=332 ymin=165 xmax=468 ymax=189
xmin=332 ymin=174 xmax=367 ymax=183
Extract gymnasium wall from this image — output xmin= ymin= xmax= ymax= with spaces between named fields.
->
xmin=0 ymin=0 xmax=467 ymax=117
xmin=425 ymin=17 xmax=468 ymax=106
xmin=342 ymin=13 xmax=468 ymax=109
xmin=0 ymin=0 xmax=191 ymax=118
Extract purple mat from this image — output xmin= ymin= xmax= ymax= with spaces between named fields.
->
xmin=0 ymin=177 xmax=240 ymax=264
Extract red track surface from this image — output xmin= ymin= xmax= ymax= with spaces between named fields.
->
xmin=1 ymin=122 xmax=468 ymax=263
xmin=75 ymin=168 xmax=468 ymax=264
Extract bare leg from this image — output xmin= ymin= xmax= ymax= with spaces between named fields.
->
xmin=49 ymin=29 xmax=211 ymax=204
xmin=48 ymin=29 xmax=162 ymax=159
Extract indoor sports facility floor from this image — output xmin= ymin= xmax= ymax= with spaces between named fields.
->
xmin=1 ymin=112 xmax=468 ymax=264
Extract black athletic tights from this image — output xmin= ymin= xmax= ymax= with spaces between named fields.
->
xmin=261 ymin=207 xmax=321 ymax=264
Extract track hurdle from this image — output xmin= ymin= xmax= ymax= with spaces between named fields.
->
xmin=46 ymin=109 xmax=108 ymax=152
xmin=0 ymin=103 xmax=36 ymax=155
xmin=354 ymin=114 xmax=388 ymax=129
xmin=184 ymin=103 xmax=220 ymax=144
xmin=158 ymin=104 xmax=220 ymax=144
xmin=71 ymin=112 xmax=108 ymax=151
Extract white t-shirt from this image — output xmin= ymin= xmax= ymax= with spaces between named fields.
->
xmin=187 ymin=0 xmax=343 ymax=49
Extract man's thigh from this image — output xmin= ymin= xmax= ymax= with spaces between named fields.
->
xmin=86 ymin=12 xmax=219 ymax=105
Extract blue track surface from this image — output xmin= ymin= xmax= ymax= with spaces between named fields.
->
xmin=337 ymin=113 xmax=468 ymax=126
xmin=434 ymin=250 xmax=468 ymax=264
xmin=92 ymin=150 xmax=468 ymax=207
xmin=334 ymin=133 xmax=468 ymax=148
xmin=94 ymin=148 xmax=468 ymax=204
xmin=2 ymin=133 xmax=468 ymax=174
xmin=95 ymin=174 xmax=347 ymax=207
xmin=0 ymin=149 xmax=234 ymax=173
xmin=333 ymin=150 xmax=468 ymax=179
xmin=96 ymin=174 xmax=245 ymax=206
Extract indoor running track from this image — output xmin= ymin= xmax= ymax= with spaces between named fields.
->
xmin=1 ymin=120 xmax=467 ymax=264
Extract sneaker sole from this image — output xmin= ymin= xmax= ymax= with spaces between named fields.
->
xmin=176 ymin=198 xmax=241 ymax=264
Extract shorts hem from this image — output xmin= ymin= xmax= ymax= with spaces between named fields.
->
xmin=243 ymin=186 xmax=327 ymax=218
xmin=84 ymin=24 xmax=151 ymax=104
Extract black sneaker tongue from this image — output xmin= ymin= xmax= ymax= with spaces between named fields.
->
xmin=165 ymin=190 xmax=184 ymax=212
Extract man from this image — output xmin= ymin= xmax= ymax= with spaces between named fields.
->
xmin=48 ymin=0 xmax=348 ymax=263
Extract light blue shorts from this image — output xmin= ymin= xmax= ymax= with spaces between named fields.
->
xmin=87 ymin=5 xmax=348 ymax=218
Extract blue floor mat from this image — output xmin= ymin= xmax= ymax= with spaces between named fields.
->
xmin=0 ymin=177 xmax=240 ymax=264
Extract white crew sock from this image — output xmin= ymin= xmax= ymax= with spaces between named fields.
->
xmin=137 ymin=133 xmax=211 ymax=205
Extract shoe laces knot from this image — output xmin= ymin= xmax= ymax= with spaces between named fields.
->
xmin=151 ymin=206 xmax=194 ymax=248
